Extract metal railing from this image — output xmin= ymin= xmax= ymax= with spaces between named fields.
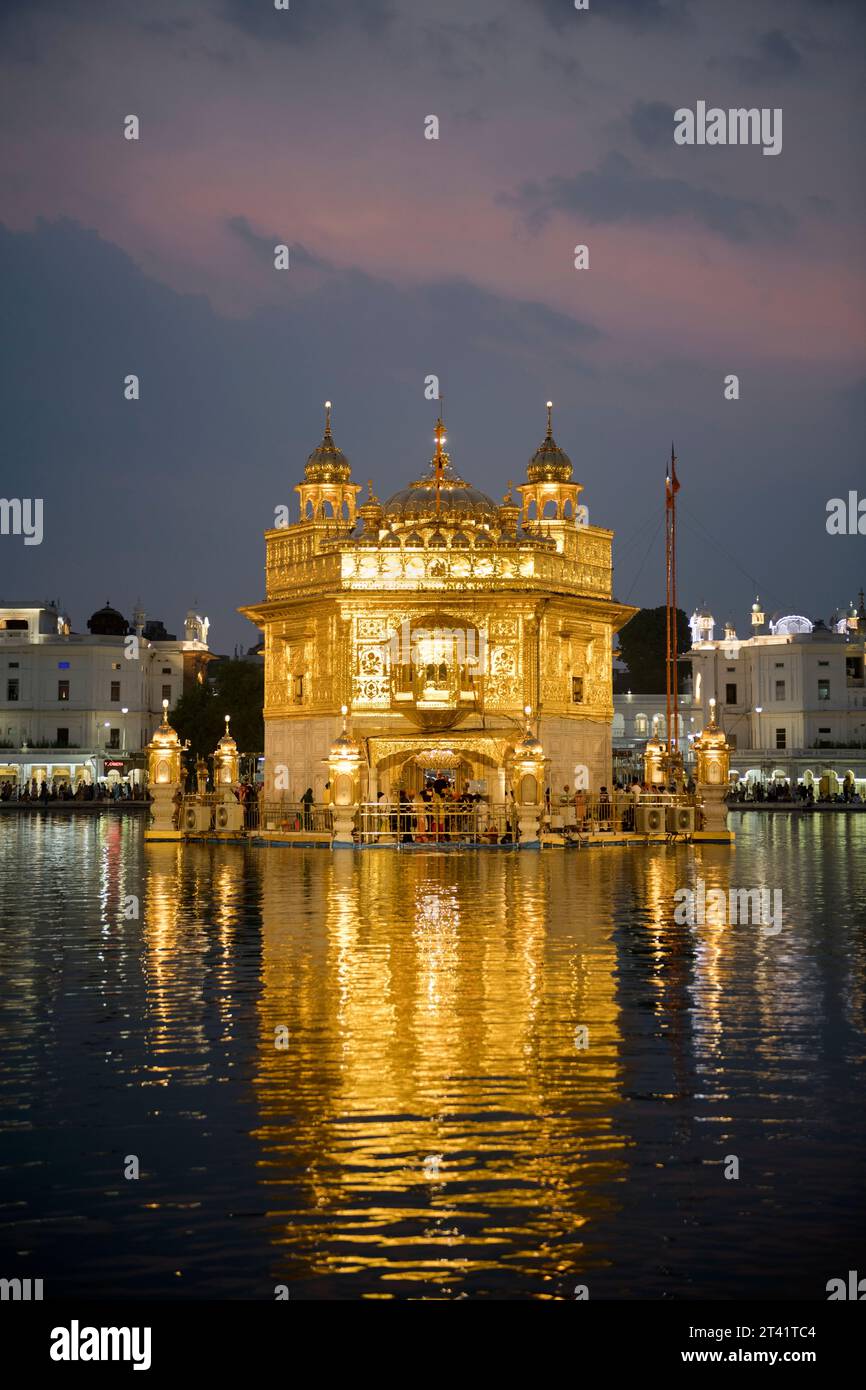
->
xmin=251 ymin=799 xmax=333 ymax=834
xmin=176 ymin=790 xmax=699 ymax=841
xmin=356 ymin=801 xmax=513 ymax=844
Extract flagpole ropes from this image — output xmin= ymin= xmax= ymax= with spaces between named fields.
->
xmin=665 ymin=457 xmax=672 ymax=761
xmin=671 ymin=444 xmax=679 ymax=758
xmin=665 ymin=444 xmax=681 ymax=770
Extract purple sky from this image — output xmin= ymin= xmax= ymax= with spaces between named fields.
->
xmin=1 ymin=0 xmax=864 ymax=650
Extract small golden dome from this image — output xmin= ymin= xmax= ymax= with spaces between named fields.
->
xmin=512 ymin=709 xmax=544 ymax=760
xmin=304 ymin=401 xmax=351 ymax=483
xmin=527 ymin=401 xmax=573 ymax=483
xmin=696 ymin=723 xmax=728 ymax=750
xmin=329 ymin=706 xmax=361 ymax=761
xmin=151 ymin=701 xmax=181 ymax=748
xmin=216 ymin=714 xmax=237 ymax=754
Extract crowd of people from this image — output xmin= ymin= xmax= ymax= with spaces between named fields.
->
xmin=0 ymin=778 xmax=148 ymax=803
xmin=727 ymin=779 xmax=863 ymax=805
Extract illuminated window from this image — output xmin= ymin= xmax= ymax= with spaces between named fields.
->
xmin=58 ymin=680 xmax=69 ymax=701
xmin=818 ymin=679 xmax=830 ymax=701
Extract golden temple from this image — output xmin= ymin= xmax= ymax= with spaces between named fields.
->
xmin=240 ymin=401 xmax=636 ymax=805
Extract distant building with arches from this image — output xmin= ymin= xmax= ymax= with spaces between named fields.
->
xmin=688 ymin=596 xmax=866 ymax=792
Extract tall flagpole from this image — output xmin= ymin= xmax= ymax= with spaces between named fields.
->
xmin=671 ymin=443 xmax=679 ymax=758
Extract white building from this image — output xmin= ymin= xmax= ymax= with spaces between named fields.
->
xmin=688 ymin=595 xmax=866 ymax=793
xmin=0 ymin=600 xmax=212 ymax=789
xmin=612 ymin=691 xmax=694 ymax=779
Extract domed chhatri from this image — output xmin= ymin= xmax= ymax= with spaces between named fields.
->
xmin=294 ymin=400 xmax=362 ymax=528
xmin=527 ymin=401 xmax=573 ymax=484
xmin=242 ymin=397 xmax=636 ymax=807
xmin=87 ymin=602 xmax=129 ymax=636
xmin=329 ymin=705 xmax=361 ymax=761
xmin=215 ymin=713 xmax=237 ymax=755
xmin=512 ymin=706 xmax=544 ymax=761
xmin=150 ymin=699 xmax=182 ymax=749
xmin=304 ymin=401 xmax=351 ymax=483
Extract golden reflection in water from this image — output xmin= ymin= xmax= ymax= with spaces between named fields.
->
xmin=688 ymin=844 xmax=820 ymax=1074
xmin=253 ymin=851 xmax=629 ymax=1294
xmin=142 ymin=843 xmax=211 ymax=1084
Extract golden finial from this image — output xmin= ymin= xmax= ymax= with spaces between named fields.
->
xmin=546 ymin=400 xmax=553 ymax=439
xmin=367 ymin=478 xmax=374 ymax=500
xmin=161 ymin=697 xmax=169 ymax=724
xmin=433 ymin=397 xmax=446 ymax=516
xmin=324 ymin=400 xmax=332 ymax=436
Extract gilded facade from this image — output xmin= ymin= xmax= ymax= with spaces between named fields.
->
xmin=240 ymin=402 xmax=636 ymax=803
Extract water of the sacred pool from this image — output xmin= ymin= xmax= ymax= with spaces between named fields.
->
xmin=0 ymin=813 xmax=863 ymax=1299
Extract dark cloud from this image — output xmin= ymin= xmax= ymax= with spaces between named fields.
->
xmin=221 ymin=0 xmax=394 ymax=45
xmin=226 ymin=217 xmax=334 ymax=274
xmin=629 ymin=100 xmax=678 ymax=149
xmin=531 ymin=0 xmax=685 ymax=30
xmin=502 ymin=151 xmax=796 ymax=243
xmin=804 ymin=193 xmax=834 ymax=216
xmin=420 ymin=18 xmax=508 ymax=79
xmin=710 ymin=28 xmax=803 ymax=83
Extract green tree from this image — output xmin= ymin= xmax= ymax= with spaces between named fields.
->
xmin=171 ymin=660 xmax=264 ymax=767
xmin=617 ymin=606 xmax=690 ymax=693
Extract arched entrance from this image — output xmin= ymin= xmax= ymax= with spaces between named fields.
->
xmin=369 ymin=737 xmax=512 ymax=803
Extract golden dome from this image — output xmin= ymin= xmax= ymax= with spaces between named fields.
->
xmin=329 ymin=706 xmax=361 ymax=761
xmin=512 ymin=709 xmax=544 ymax=760
xmin=151 ymin=701 xmax=181 ymax=748
xmin=382 ymin=415 xmax=498 ymax=527
xmin=304 ymin=402 xmax=351 ymax=483
xmin=216 ymin=714 xmax=237 ymax=754
xmin=527 ymin=401 xmax=573 ymax=483
xmin=696 ymin=723 xmax=728 ymax=750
